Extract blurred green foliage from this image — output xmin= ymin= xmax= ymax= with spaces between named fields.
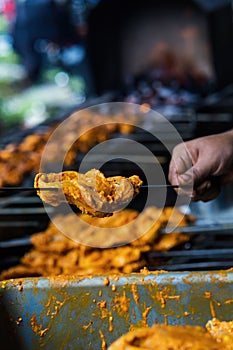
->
xmin=0 ymin=15 xmax=86 ymax=133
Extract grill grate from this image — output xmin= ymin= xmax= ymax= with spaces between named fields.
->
xmin=1 ymin=191 xmax=233 ymax=272
xmin=145 ymin=231 xmax=233 ymax=271
xmin=0 ymin=95 xmax=233 ymax=273
xmin=0 ymin=192 xmax=53 ymax=271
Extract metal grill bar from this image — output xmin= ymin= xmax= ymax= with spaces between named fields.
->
xmin=150 ymin=261 xmax=233 ymax=271
xmin=0 ymin=207 xmax=54 ymax=215
xmin=147 ymin=248 xmax=233 ymax=258
xmin=162 ymin=223 xmax=233 ymax=234
xmin=0 ymin=192 xmax=52 ymax=246
xmin=0 ymin=221 xmax=39 ymax=228
xmin=0 ymin=237 xmax=31 ymax=249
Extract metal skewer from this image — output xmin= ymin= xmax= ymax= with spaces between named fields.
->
xmin=141 ymin=184 xmax=192 ymax=189
xmin=141 ymin=184 xmax=180 ymax=188
xmin=0 ymin=187 xmax=59 ymax=191
xmin=0 ymin=185 xmax=192 ymax=191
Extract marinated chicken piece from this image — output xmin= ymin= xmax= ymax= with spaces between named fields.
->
xmin=80 ymin=208 xmax=138 ymax=228
xmin=0 ymin=265 xmax=41 ymax=280
xmin=0 ymin=206 xmax=193 ymax=280
xmin=0 ymin=111 xmax=138 ymax=187
xmin=108 ymin=324 xmax=230 ymax=350
xmin=206 ymin=318 xmax=233 ymax=347
xmin=34 ymin=169 xmax=143 ymax=217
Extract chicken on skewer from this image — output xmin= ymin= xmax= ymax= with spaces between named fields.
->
xmin=34 ymin=169 xmax=143 ymax=218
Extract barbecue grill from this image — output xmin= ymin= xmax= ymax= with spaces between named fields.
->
xmin=0 ymin=100 xmax=233 ymax=271
xmin=0 ymin=2 xmax=233 ymax=349
xmin=0 ymin=90 xmax=233 ymax=274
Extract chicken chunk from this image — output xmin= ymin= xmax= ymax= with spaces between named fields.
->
xmin=108 ymin=324 xmax=231 ymax=350
xmin=34 ymin=169 xmax=142 ymax=217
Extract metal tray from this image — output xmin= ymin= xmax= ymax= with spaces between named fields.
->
xmin=1 ymin=270 xmax=233 ymax=350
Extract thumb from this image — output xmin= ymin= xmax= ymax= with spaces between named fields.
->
xmin=178 ymin=160 xmax=211 ymax=187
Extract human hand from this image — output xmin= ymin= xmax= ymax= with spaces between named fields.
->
xmin=168 ymin=130 xmax=233 ymax=201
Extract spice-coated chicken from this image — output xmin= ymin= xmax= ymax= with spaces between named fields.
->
xmin=35 ymin=169 xmax=143 ymax=217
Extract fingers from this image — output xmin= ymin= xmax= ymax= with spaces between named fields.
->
xmin=168 ymin=143 xmax=193 ymax=187
xmin=169 ymin=141 xmax=221 ymax=202
xmin=169 ymin=132 xmax=233 ymax=202
xmin=191 ymin=178 xmax=221 ymax=202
